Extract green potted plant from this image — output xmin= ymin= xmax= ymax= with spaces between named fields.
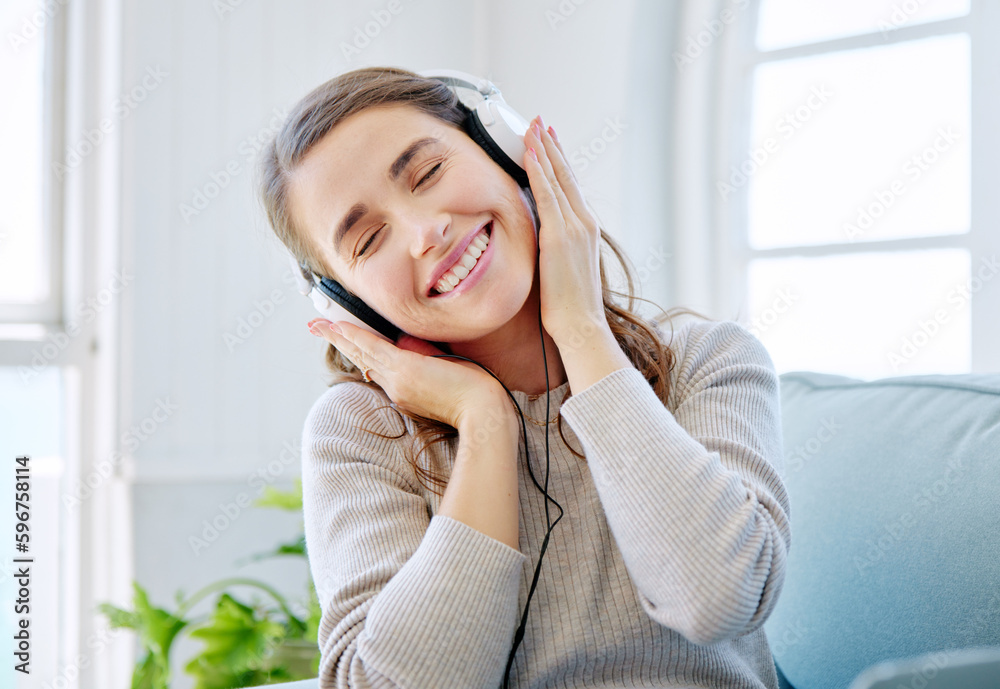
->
xmin=99 ymin=481 xmax=321 ymax=688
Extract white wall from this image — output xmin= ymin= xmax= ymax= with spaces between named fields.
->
xmin=120 ymin=1 xmax=676 ymax=685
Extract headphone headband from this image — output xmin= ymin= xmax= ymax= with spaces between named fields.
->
xmin=417 ymin=69 xmax=501 ymax=99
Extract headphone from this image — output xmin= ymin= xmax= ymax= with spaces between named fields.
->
xmin=288 ymin=68 xmax=532 ymax=342
xmin=287 ymin=69 xmax=563 ymax=688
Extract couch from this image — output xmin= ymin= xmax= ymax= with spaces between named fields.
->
xmin=266 ymin=370 xmax=1000 ymax=689
xmin=765 ymin=370 xmax=1000 ymax=688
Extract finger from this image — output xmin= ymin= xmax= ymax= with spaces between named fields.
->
xmin=525 ymin=120 xmax=574 ymax=222
xmin=524 ymin=145 xmax=565 ymax=232
xmin=539 ymin=120 xmax=578 ymax=185
xmin=331 ymin=320 xmax=399 ymax=370
xmin=309 ymin=319 xmax=387 ymax=377
xmin=545 ymin=124 xmax=571 ymax=166
xmin=308 ymin=319 xmax=368 ymax=370
xmin=534 ymin=120 xmax=594 ymax=225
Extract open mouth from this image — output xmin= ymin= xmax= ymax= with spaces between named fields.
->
xmin=429 ymin=222 xmax=492 ymax=296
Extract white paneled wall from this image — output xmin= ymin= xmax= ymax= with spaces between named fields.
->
xmin=120 ymin=1 xmax=672 ymax=685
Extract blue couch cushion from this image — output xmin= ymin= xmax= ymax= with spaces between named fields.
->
xmin=765 ymin=371 xmax=1000 ymax=689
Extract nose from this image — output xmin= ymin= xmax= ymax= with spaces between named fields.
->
xmin=403 ymin=207 xmax=449 ymax=258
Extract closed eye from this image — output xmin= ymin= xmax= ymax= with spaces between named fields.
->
xmin=415 ymin=162 xmax=442 ymax=189
xmin=356 ymin=225 xmax=383 ymax=258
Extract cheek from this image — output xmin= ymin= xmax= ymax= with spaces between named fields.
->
xmin=367 ymin=262 xmax=413 ymax=304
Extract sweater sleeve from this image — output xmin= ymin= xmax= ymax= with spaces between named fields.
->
xmin=557 ymin=319 xmax=791 ymax=647
xmin=301 ymin=382 xmax=528 ymax=689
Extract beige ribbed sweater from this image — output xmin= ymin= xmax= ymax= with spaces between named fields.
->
xmin=301 ymin=319 xmax=791 ymax=688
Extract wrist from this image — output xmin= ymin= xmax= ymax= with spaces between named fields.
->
xmin=549 ymin=311 xmax=609 ymax=352
xmin=456 ymin=399 xmax=519 ymax=441
xmin=556 ymin=321 xmax=633 ymax=395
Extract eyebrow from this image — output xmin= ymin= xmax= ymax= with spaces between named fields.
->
xmin=332 ymin=137 xmax=440 ymax=254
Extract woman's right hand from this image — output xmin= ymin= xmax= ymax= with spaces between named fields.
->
xmin=308 ymin=318 xmax=512 ymax=430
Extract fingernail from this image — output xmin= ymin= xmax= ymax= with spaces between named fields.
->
xmin=532 ymin=121 xmax=540 ymax=137
xmin=528 ymin=147 xmax=537 ymax=161
xmin=547 ymin=125 xmax=558 ymax=143
xmin=308 ymin=325 xmax=322 ymax=336
xmin=327 ymin=322 xmax=342 ymax=335
xmin=538 ymin=115 xmax=546 ymax=130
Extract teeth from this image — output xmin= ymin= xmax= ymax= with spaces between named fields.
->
xmin=433 ymin=226 xmax=491 ymax=294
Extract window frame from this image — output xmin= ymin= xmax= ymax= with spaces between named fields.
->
xmin=0 ymin=1 xmax=129 ymax=687
xmin=672 ymin=0 xmax=1000 ymax=375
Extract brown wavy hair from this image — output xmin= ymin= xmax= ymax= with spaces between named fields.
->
xmin=257 ymin=66 xmax=708 ymax=495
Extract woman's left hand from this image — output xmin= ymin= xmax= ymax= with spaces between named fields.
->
xmin=523 ymin=116 xmax=607 ymax=348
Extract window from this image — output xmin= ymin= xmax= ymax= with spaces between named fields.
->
xmin=674 ymin=0 xmax=1000 ymax=378
xmin=0 ymin=3 xmax=74 ymax=688
xmin=1 ymin=1 xmax=123 ymax=687
xmin=0 ymin=0 xmax=62 ymax=325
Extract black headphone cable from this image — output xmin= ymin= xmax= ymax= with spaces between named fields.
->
xmin=431 ymin=288 xmax=563 ymax=689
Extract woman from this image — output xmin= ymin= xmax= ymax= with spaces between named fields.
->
xmin=258 ymin=66 xmax=790 ymax=689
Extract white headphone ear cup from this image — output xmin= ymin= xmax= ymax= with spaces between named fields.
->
xmin=462 ymin=99 xmax=531 ymax=188
xmin=420 ymin=69 xmax=532 ymax=186
xmin=478 ymin=99 xmax=530 ymax=174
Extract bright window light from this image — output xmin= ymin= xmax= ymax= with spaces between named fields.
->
xmin=0 ymin=0 xmax=48 ymax=304
xmin=757 ymin=0 xmax=970 ymax=51
xmin=747 ymin=34 xmax=970 ymax=250
xmin=747 ymin=249 xmax=971 ymax=379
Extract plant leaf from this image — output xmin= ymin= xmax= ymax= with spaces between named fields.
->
xmin=96 ymin=602 xmax=141 ymax=631
xmin=131 ymin=582 xmax=188 ymax=659
xmin=251 ymin=480 xmax=303 ymax=511
xmin=234 ymin=534 xmax=307 ymax=569
xmin=97 ymin=582 xmax=187 ymax=689
xmin=185 ymin=594 xmax=286 ymax=676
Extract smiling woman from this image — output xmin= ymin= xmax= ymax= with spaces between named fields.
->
xmin=255 ymin=66 xmax=790 ymax=689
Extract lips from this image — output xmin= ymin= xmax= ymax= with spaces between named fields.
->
xmin=427 ymin=221 xmax=492 ymax=297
